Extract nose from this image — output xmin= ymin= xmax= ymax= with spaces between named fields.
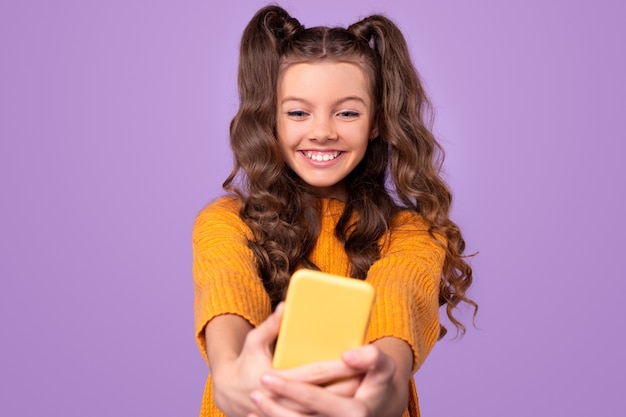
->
xmin=310 ymin=115 xmax=337 ymax=142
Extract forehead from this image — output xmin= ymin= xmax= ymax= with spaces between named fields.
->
xmin=277 ymin=62 xmax=372 ymax=102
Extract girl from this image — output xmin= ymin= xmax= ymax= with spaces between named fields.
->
xmin=193 ymin=5 xmax=476 ymax=417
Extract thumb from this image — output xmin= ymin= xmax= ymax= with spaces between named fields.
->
xmin=342 ymin=345 xmax=395 ymax=382
xmin=246 ymin=302 xmax=285 ymax=348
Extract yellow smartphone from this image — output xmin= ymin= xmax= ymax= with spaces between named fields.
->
xmin=272 ymin=269 xmax=375 ymax=369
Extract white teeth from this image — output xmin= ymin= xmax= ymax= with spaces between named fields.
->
xmin=305 ymin=151 xmax=340 ymax=161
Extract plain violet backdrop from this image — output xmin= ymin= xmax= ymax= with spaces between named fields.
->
xmin=1 ymin=0 xmax=624 ymax=416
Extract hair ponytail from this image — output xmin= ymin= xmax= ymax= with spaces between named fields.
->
xmin=225 ymin=6 xmax=303 ymax=194
xmin=225 ymin=6 xmax=318 ymax=307
xmin=349 ymin=16 xmax=441 ymax=211
xmin=350 ymin=16 xmax=477 ymax=337
xmin=237 ymin=6 xmax=302 ymax=113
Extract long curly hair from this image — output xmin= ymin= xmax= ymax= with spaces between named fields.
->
xmin=223 ymin=5 xmax=477 ymax=337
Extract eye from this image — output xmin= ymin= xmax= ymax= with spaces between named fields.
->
xmin=287 ymin=110 xmax=308 ymax=119
xmin=337 ymin=111 xmax=360 ymax=119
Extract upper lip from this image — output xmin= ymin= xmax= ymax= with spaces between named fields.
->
xmin=300 ymin=149 xmax=343 ymax=153
xmin=302 ymin=150 xmax=342 ymax=160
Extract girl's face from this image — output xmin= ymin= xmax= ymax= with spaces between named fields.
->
xmin=276 ymin=62 xmax=377 ymax=200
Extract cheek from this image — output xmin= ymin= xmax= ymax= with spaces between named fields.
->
xmin=277 ymin=123 xmax=307 ymax=146
xmin=345 ymin=124 xmax=373 ymax=146
xmin=276 ymin=129 xmax=298 ymax=159
xmin=275 ymin=122 xmax=289 ymax=146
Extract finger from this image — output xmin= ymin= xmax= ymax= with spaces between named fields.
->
xmin=272 ymin=368 xmax=361 ymax=398
xmin=259 ymin=374 xmax=366 ymax=417
xmin=273 ymin=358 xmax=361 ymax=385
xmin=246 ymin=302 xmax=285 ymax=349
xmin=275 ymin=363 xmax=362 ymax=397
xmin=342 ymin=345 xmax=396 ymax=384
xmin=250 ymin=389 xmax=304 ymax=417
xmin=252 ymin=392 xmax=313 ymax=416
xmin=323 ymin=374 xmax=362 ymax=397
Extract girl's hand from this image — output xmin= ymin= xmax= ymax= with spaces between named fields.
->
xmin=208 ymin=304 xmax=340 ymax=416
xmin=248 ymin=339 xmax=412 ymax=417
xmin=206 ymin=304 xmax=284 ymax=417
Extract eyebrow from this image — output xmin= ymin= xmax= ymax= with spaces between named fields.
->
xmin=280 ymin=96 xmax=368 ymax=106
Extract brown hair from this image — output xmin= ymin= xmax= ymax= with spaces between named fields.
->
xmin=223 ymin=5 xmax=477 ymax=337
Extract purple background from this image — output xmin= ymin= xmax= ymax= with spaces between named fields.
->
xmin=1 ymin=0 xmax=624 ymax=415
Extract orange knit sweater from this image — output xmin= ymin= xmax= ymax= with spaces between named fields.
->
xmin=192 ymin=196 xmax=445 ymax=417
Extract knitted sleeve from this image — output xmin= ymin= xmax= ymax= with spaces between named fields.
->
xmin=365 ymin=210 xmax=445 ymax=373
xmin=192 ymin=196 xmax=271 ymax=364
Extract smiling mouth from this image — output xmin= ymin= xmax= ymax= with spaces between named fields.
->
xmin=303 ymin=151 xmax=342 ymax=162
